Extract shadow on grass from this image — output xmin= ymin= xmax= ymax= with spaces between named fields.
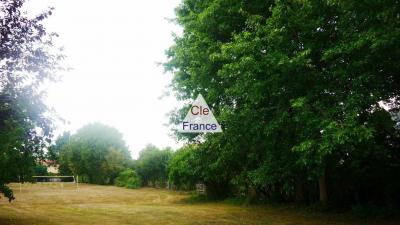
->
xmin=176 ymin=193 xmax=216 ymax=204
xmin=0 ymin=215 xmax=48 ymax=225
xmin=177 ymin=193 xmax=262 ymax=206
xmin=176 ymin=193 xmax=400 ymax=224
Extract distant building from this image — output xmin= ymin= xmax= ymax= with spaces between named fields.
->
xmin=39 ymin=160 xmax=59 ymax=174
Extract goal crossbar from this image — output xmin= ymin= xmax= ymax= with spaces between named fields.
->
xmin=32 ymin=176 xmax=75 ymax=178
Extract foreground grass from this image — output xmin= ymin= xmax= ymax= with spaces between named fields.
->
xmin=0 ymin=183 xmax=397 ymax=225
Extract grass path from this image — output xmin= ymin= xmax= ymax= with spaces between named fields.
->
xmin=0 ymin=183 xmax=397 ymax=225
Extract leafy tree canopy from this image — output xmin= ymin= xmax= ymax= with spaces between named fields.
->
xmin=58 ymin=123 xmax=131 ymax=185
xmin=0 ymin=0 xmax=63 ymax=201
xmin=136 ymin=144 xmax=172 ymax=187
xmin=166 ymin=0 xmax=400 ymax=206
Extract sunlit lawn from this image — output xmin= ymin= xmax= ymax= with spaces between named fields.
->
xmin=0 ymin=183 xmax=397 ymax=225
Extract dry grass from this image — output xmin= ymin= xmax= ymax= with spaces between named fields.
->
xmin=0 ymin=183 xmax=397 ymax=225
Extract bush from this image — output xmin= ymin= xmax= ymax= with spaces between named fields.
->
xmin=115 ymin=169 xmax=141 ymax=189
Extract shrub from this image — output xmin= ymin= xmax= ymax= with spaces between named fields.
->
xmin=115 ymin=169 xmax=141 ymax=189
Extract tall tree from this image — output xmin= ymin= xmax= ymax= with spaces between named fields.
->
xmin=58 ymin=123 xmax=131 ymax=184
xmin=136 ymin=144 xmax=172 ymax=187
xmin=166 ymin=0 xmax=400 ymax=206
xmin=0 ymin=0 xmax=62 ymax=201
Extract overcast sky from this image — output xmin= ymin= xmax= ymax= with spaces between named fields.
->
xmin=26 ymin=0 xmax=183 ymax=158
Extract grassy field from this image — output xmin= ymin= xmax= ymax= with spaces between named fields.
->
xmin=0 ymin=183 xmax=397 ymax=225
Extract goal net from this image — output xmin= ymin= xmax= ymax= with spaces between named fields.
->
xmin=31 ymin=175 xmax=79 ymax=190
xmin=16 ymin=176 xmax=79 ymax=192
xmin=32 ymin=175 xmax=76 ymax=183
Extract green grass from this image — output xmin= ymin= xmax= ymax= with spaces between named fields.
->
xmin=0 ymin=183 xmax=398 ymax=225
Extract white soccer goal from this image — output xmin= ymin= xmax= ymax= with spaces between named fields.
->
xmin=32 ymin=175 xmax=76 ymax=183
xmin=30 ymin=175 xmax=79 ymax=190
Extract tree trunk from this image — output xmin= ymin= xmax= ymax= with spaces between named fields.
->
xmin=318 ymin=172 xmax=328 ymax=204
xmin=295 ymin=177 xmax=306 ymax=204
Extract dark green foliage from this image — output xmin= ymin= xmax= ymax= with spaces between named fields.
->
xmin=47 ymin=132 xmax=72 ymax=175
xmin=0 ymin=183 xmax=14 ymax=202
xmin=0 ymin=0 xmax=62 ymax=201
xmin=47 ymin=132 xmax=70 ymax=163
xmin=168 ymin=145 xmax=198 ymax=190
xmin=115 ymin=169 xmax=141 ymax=189
xmin=166 ymin=0 xmax=400 ymax=208
xmin=136 ymin=144 xmax=172 ymax=187
xmin=34 ymin=164 xmax=48 ymax=176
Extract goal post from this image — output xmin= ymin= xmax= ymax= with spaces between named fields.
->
xmin=31 ymin=175 xmax=78 ymax=189
xmin=32 ymin=175 xmax=76 ymax=183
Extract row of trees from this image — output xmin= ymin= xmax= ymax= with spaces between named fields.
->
xmin=164 ymin=0 xmax=400 ymax=208
xmin=49 ymin=124 xmax=172 ymax=188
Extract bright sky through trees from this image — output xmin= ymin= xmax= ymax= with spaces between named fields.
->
xmin=25 ymin=0 xmax=183 ymax=158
